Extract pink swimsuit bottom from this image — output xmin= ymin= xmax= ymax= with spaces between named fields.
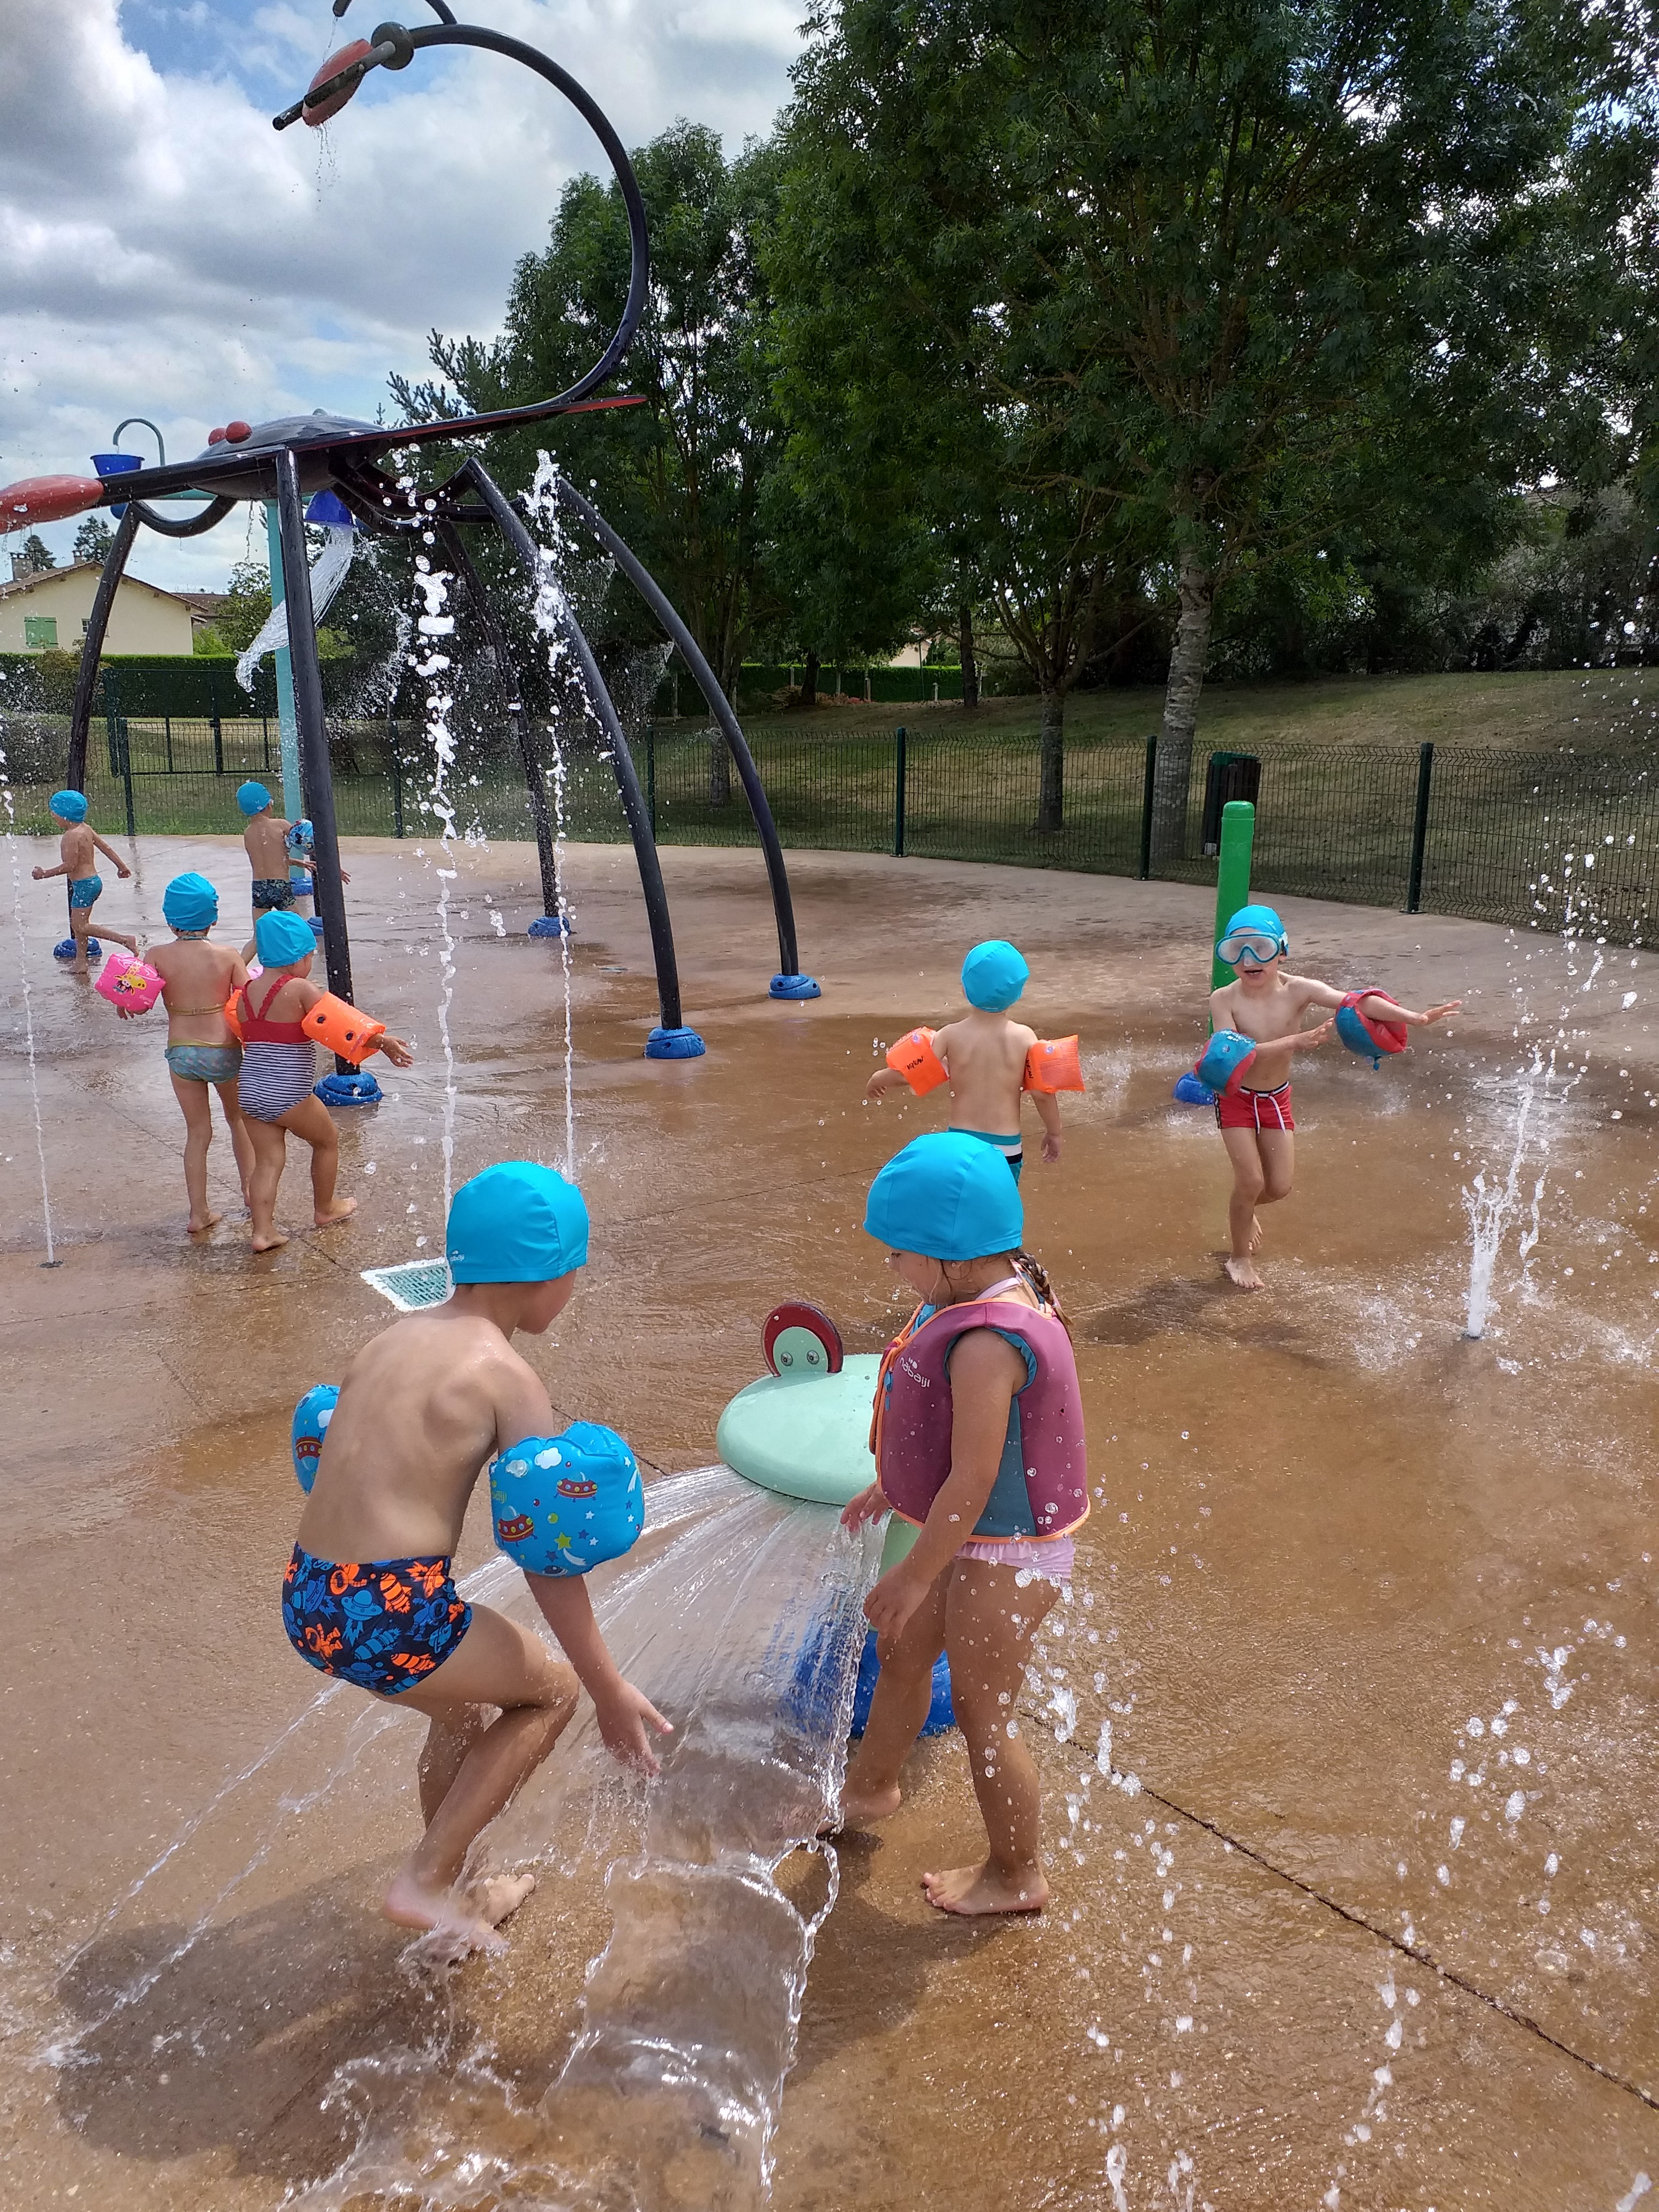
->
xmin=956 ymin=1535 xmax=1074 ymax=1583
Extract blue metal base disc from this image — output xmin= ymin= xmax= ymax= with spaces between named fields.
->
xmin=850 ymin=1629 xmax=955 ymax=1737
xmin=54 ymin=938 xmax=101 ymax=961
xmin=315 ymin=1069 xmax=383 ymax=1106
xmin=1172 ymin=1072 xmax=1216 ymax=1105
xmin=645 ymin=1025 xmax=706 ymax=1060
xmin=308 ymin=915 xmax=325 ymax=937
xmin=769 ymin=972 xmax=822 ymax=1000
xmin=528 ymin=914 xmax=571 ymax=938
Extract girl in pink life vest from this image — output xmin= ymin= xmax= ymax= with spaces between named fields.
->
xmin=838 ymin=1131 xmax=1088 ymax=1916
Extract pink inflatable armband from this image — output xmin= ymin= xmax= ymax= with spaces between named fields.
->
xmin=95 ymin=952 xmax=164 ymax=1014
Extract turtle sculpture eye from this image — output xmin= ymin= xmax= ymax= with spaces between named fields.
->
xmin=762 ymin=1302 xmax=845 ymax=1378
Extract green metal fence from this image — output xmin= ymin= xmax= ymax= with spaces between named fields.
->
xmin=3 ymin=702 xmax=1653 ymax=940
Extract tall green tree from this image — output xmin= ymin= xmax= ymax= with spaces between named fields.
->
xmin=72 ymin=516 xmax=115 ymax=566
xmin=779 ymin=0 xmax=1659 ymax=856
xmin=397 ymin=122 xmax=790 ymax=802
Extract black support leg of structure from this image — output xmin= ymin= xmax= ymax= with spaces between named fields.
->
xmin=66 ymin=506 xmax=140 ymax=792
xmin=436 ymin=520 xmax=564 ymax=932
xmin=461 ymin=459 xmax=703 ymax=1058
xmin=552 ymin=477 xmax=818 ymax=1001
xmin=274 ymin=449 xmax=376 ymax=1096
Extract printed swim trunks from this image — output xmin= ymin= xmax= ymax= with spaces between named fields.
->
xmin=165 ymin=1042 xmax=243 ymax=1085
xmin=252 ymin=878 xmax=294 ymax=911
xmin=282 ymin=1545 xmax=472 ymax=1695
xmin=68 ymin=875 xmax=103 ymax=909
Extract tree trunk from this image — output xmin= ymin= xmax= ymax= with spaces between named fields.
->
xmin=959 ymin=604 xmax=978 ymax=709
xmin=801 ymin=648 xmax=819 ymax=707
xmin=1150 ymin=551 xmax=1215 ymax=865
xmin=708 ymin=645 xmax=735 ymax=807
xmin=1036 ymin=685 xmax=1065 ymax=834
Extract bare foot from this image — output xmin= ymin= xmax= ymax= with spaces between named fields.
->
xmin=1223 ymin=1254 xmax=1264 ymax=1290
xmin=251 ymin=1228 xmax=290 ymax=1252
xmin=314 ymin=1197 xmax=357 ymax=1228
xmin=383 ymin=1868 xmax=536 ymax=1960
xmin=827 ymin=1779 xmax=902 ymax=1832
xmin=187 ymin=1210 xmax=222 ymax=1235
xmin=921 ymin=1860 xmax=1048 ymax=1916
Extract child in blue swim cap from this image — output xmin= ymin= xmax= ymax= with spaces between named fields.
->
xmin=835 ymin=1133 xmax=1087 ymax=1917
xmin=31 ymin=789 xmax=138 ymax=975
xmin=283 ymin=1159 xmax=670 ymax=1956
xmin=862 ymin=938 xmax=1073 ymax=1184
xmin=142 ymin=873 xmax=255 ymax=1232
xmin=238 ymin=782 xmax=345 ymax=939
xmin=1207 ymin=903 xmax=1462 ymax=1288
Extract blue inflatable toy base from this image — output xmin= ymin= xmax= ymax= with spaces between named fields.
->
xmin=54 ymin=937 xmax=101 ymax=961
xmin=308 ymin=915 xmax=325 ymax=938
xmin=769 ymin=972 xmax=822 ymax=1000
xmin=645 ymin=1025 xmax=706 ymax=1059
xmin=850 ymin=1628 xmax=955 ymax=1737
xmin=528 ymin=914 xmax=571 ymax=938
xmin=315 ymin=1068 xmax=383 ymax=1106
xmin=1172 ymin=1071 xmax=1215 ymax=1105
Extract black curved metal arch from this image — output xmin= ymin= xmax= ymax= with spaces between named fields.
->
xmin=275 ymin=19 xmax=647 ymax=425
xmin=552 ymin=479 xmax=807 ymax=984
xmin=460 ymin=458 xmax=689 ymax=1036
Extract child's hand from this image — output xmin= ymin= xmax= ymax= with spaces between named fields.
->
xmin=1041 ymin=1131 xmax=1062 ymax=1164
xmin=1299 ymin=1017 xmax=1334 ymax=1049
xmin=116 ymin=864 xmax=132 ymax=879
xmin=31 ymin=866 xmax=44 ymax=880
xmin=863 ymin=1068 xmax=900 ymax=1104
xmin=840 ymin=1482 xmax=888 ymax=1532
xmin=340 ymin=869 xmax=352 ymax=885
xmin=377 ymin=1033 xmax=415 ymax=1068
xmin=594 ymin=1679 xmax=673 ymax=1775
xmin=864 ymin=1560 xmax=929 ymax=1653
xmin=1421 ymin=999 xmax=1461 ymax=1023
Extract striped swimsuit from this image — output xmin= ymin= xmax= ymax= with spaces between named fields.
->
xmin=237 ymin=976 xmax=317 ymax=1122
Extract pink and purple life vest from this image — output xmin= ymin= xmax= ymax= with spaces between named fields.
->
xmin=872 ymin=1297 xmax=1089 ymax=1543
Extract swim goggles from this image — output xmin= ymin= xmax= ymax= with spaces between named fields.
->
xmin=1216 ymin=929 xmax=1284 ymax=966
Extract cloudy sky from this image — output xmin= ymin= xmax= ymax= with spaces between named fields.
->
xmin=1 ymin=0 xmax=802 ymax=592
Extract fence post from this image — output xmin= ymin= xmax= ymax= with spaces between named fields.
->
xmin=104 ymin=668 xmax=121 ymax=778
xmin=118 ymin=717 xmax=136 ymax=839
xmin=1139 ymin=735 xmax=1157 ymax=879
xmin=1407 ymin=741 xmax=1434 ymax=914
xmin=208 ymin=664 xmax=223 ymax=776
xmin=388 ymin=723 xmax=405 ymax=839
xmin=164 ymin=713 xmax=173 ymax=773
xmin=263 ymin=715 xmax=272 ymax=770
xmin=647 ymin=721 xmax=657 ymax=836
xmin=894 ymin=724 xmax=908 ymax=856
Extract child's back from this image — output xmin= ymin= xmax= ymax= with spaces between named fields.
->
xmin=931 ymin=1006 xmax=1035 ymax=1133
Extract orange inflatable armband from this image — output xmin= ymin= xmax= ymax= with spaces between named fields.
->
xmin=885 ymin=1026 xmax=949 ymax=1096
xmin=1023 ymin=1036 xmax=1084 ymax=1094
xmin=302 ymin=991 xmax=385 ymax=1065
xmin=222 ymin=992 xmax=244 ymax=1042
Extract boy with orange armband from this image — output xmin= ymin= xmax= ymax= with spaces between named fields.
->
xmin=235 ymin=909 xmax=412 ymax=1252
xmin=862 ymin=939 xmax=1081 ymax=1184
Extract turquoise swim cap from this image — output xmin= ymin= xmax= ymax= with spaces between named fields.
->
xmin=162 ymin=872 xmax=219 ymax=932
xmin=447 ymin=1161 xmax=591 ymax=1284
xmin=255 ymin=908 xmax=317 ymax=968
xmin=49 ymin=789 xmax=87 ymax=823
xmin=236 ymin=780 xmax=273 ymax=816
xmin=1218 ymin=903 xmax=1287 ymax=956
xmin=961 ymin=938 xmax=1029 ymax=1011
xmin=864 ymin=1132 xmax=1024 ymax=1261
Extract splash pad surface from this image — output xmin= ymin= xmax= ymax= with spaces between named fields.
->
xmin=1 ymin=835 xmax=1655 ymax=2206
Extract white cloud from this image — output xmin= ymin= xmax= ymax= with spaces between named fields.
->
xmin=0 ymin=0 xmax=800 ymax=590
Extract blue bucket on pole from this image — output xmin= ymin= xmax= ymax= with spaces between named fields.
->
xmin=90 ymin=452 xmax=140 ymax=520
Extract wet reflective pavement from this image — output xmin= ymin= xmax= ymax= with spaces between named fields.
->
xmin=2 ymin=833 xmax=1654 ymax=2208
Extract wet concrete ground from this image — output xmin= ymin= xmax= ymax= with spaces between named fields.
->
xmin=1 ymin=832 xmax=1655 ymax=2208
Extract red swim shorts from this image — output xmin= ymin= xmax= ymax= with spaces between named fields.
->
xmin=1215 ymin=1082 xmax=1294 ymax=1132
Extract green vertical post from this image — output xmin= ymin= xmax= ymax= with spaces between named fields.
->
xmin=1210 ymin=799 xmax=1256 ymax=988
xmin=264 ymin=499 xmax=302 ymax=820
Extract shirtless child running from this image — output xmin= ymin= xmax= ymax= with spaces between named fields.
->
xmin=863 ymin=939 xmax=1062 ymax=1183
xmin=32 ymin=789 xmax=138 ymax=974
xmin=1208 ymin=903 xmax=1461 ymax=1290
xmin=283 ymin=1160 xmax=671 ymax=1956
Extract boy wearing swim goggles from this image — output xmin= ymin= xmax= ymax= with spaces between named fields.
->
xmin=1208 ymin=904 xmax=1461 ymax=1290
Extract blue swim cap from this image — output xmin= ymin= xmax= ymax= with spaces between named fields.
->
xmin=961 ymin=938 xmax=1029 ymax=1011
xmin=864 ymin=1132 xmax=1024 ymax=1261
xmin=255 ymin=908 xmax=317 ymax=968
xmin=49 ymin=789 xmax=88 ymax=823
xmin=162 ymin=871 xmax=219 ymax=932
xmin=236 ymin=780 xmax=273 ymax=817
xmin=1217 ymin=903 xmax=1288 ymax=957
xmin=447 ymin=1161 xmax=591 ymax=1284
